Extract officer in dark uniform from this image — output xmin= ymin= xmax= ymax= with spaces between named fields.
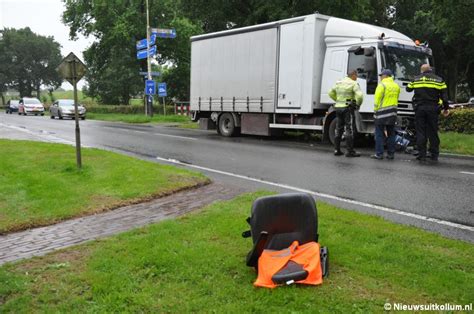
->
xmin=406 ymin=64 xmax=449 ymax=162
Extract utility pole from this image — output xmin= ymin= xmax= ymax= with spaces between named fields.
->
xmin=145 ymin=0 xmax=153 ymax=117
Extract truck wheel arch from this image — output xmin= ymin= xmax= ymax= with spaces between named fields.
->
xmin=323 ymin=108 xmax=337 ymax=143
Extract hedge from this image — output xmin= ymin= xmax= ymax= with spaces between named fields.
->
xmin=87 ymin=104 xmax=178 ymax=114
xmin=439 ymin=108 xmax=474 ymax=134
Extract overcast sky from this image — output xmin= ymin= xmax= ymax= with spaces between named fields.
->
xmin=0 ymin=0 xmax=93 ymax=89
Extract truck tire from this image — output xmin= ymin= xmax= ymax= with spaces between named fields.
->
xmin=329 ymin=116 xmax=362 ymax=146
xmin=218 ymin=113 xmax=236 ymax=137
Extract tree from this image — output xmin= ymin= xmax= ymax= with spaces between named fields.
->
xmin=390 ymin=0 xmax=474 ymax=100
xmin=0 ymin=28 xmax=62 ymax=98
xmin=62 ymin=0 xmax=202 ymax=104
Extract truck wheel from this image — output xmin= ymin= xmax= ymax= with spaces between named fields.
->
xmin=328 ymin=117 xmax=362 ymax=147
xmin=218 ymin=113 xmax=236 ymax=137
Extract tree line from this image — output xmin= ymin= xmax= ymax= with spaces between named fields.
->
xmin=1 ymin=1 xmax=472 ymax=106
xmin=61 ymin=0 xmax=472 ymax=105
xmin=0 ymin=28 xmax=63 ymax=104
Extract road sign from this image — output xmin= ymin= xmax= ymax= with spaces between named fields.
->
xmin=136 ymin=33 xmax=156 ymax=50
xmin=158 ymin=82 xmax=167 ymax=97
xmin=151 ymin=28 xmax=176 ymax=38
xmin=136 ymin=45 xmax=157 ymax=60
xmin=145 ymin=80 xmax=156 ymax=95
xmin=56 ymin=52 xmax=88 ymax=85
xmin=139 ymin=71 xmax=161 ymax=77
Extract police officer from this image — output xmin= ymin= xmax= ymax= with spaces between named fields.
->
xmin=406 ymin=64 xmax=449 ymax=162
xmin=371 ymin=69 xmax=400 ymax=160
xmin=328 ymin=69 xmax=363 ymax=157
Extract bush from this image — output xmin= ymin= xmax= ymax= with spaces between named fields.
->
xmin=85 ymin=104 xmax=145 ymax=114
xmin=439 ymin=108 xmax=474 ymax=133
xmin=84 ymin=104 xmax=175 ymax=115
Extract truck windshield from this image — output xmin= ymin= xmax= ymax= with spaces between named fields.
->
xmin=382 ymin=47 xmax=431 ymax=82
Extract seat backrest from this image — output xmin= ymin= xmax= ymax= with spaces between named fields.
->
xmin=249 ymin=193 xmax=318 ymax=250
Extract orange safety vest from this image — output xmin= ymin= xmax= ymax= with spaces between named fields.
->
xmin=254 ymin=241 xmax=323 ymax=288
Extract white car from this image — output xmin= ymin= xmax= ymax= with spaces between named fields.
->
xmin=50 ymin=99 xmax=86 ymax=120
xmin=18 ymin=98 xmax=45 ymax=116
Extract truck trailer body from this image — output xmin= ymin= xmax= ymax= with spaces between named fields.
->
xmin=190 ymin=13 xmax=432 ymax=140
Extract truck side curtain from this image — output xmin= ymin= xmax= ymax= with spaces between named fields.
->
xmin=254 ymin=241 xmax=323 ymax=288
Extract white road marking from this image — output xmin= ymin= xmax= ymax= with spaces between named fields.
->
xmin=153 ymin=132 xmax=197 ymax=141
xmin=156 ymin=156 xmax=474 ymax=232
xmin=460 ymin=171 xmax=474 ymax=176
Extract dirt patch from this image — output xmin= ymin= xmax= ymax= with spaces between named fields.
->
xmin=15 ymin=244 xmax=96 ymax=274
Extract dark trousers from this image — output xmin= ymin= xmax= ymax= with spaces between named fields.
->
xmin=374 ymin=123 xmax=396 ymax=156
xmin=335 ymin=108 xmax=355 ymax=152
xmin=415 ymin=107 xmax=439 ymax=158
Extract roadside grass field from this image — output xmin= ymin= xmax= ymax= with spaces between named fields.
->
xmin=440 ymin=132 xmax=474 ymax=155
xmin=1 ymin=192 xmax=472 ymax=312
xmin=0 ymin=140 xmax=207 ymax=233
xmin=86 ymin=112 xmax=196 ymax=127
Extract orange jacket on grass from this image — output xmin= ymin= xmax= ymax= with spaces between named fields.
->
xmin=254 ymin=241 xmax=323 ymax=288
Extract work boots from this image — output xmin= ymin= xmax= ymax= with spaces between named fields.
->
xmin=334 ymin=137 xmax=343 ymax=156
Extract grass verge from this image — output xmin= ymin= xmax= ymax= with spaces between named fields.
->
xmin=0 ymin=140 xmax=208 ymax=233
xmin=1 ymin=192 xmax=472 ymax=312
xmin=87 ymin=112 xmax=196 ymax=126
xmin=440 ymin=132 xmax=474 ymax=155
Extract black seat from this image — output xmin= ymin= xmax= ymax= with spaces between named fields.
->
xmin=243 ymin=193 xmax=328 ymax=282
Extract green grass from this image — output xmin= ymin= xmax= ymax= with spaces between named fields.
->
xmin=87 ymin=112 xmax=196 ymax=126
xmin=440 ymin=132 xmax=474 ymax=155
xmin=0 ymin=140 xmax=208 ymax=233
xmin=1 ymin=192 xmax=472 ymax=312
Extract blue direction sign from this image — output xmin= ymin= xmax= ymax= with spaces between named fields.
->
xmin=139 ymin=71 xmax=161 ymax=77
xmin=151 ymin=28 xmax=177 ymax=39
xmin=145 ymin=80 xmax=156 ymax=95
xmin=158 ymin=82 xmax=167 ymax=97
xmin=136 ymin=45 xmax=157 ymax=60
xmin=136 ymin=34 xmax=157 ymax=50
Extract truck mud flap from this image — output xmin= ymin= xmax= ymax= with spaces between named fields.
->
xmin=241 ymin=113 xmax=271 ymax=136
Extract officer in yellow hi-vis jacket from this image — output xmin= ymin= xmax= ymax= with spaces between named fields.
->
xmin=328 ymin=69 xmax=363 ymax=157
xmin=371 ymin=69 xmax=400 ymax=160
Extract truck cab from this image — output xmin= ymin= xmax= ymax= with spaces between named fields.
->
xmin=320 ymin=17 xmax=433 ymax=142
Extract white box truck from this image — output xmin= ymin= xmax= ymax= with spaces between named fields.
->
xmin=190 ymin=13 xmax=433 ymax=142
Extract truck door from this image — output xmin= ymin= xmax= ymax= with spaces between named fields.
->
xmin=277 ymin=22 xmax=304 ymax=109
xmin=347 ymin=46 xmax=378 ymax=114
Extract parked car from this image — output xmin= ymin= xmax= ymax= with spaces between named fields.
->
xmin=50 ymin=99 xmax=86 ymax=120
xmin=5 ymin=100 xmax=19 ymax=114
xmin=469 ymin=97 xmax=474 ymax=106
xmin=18 ymin=98 xmax=45 ymax=116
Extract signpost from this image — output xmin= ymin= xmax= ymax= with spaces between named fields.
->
xmin=136 ymin=0 xmax=176 ymax=116
xmin=139 ymin=71 xmax=160 ymax=77
xmin=136 ymin=45 xmax=156 ymax=60
xmin=151 ymin=28 xmax=177 ymax=38
xmin=145 ymin=80 xmax=156 ymax=95
xmin=56 ymin=52 xmax=87 ymax=169
xmin=158 ymin=82 xmax=167 ymax=115
xmin=136 ymin=33 xmax=156 ymax=50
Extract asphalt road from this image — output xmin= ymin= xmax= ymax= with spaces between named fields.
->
xmin=1 ymin=112 xmax=473 ymax=242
